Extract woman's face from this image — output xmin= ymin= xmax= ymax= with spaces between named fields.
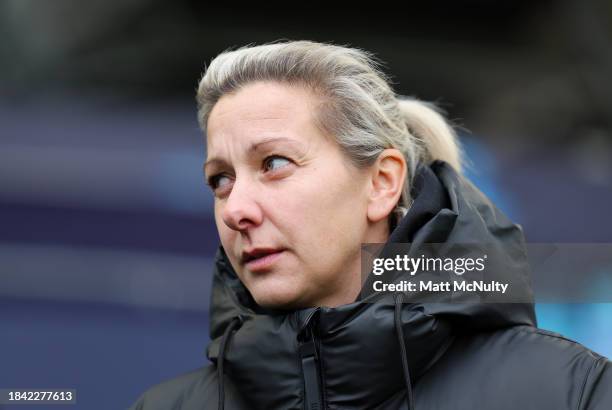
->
xmin=205 ymin=81 xmax=374 ymax=309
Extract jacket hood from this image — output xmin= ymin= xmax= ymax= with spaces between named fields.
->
xmin=206 ymin=160 xmax=536 ymax=409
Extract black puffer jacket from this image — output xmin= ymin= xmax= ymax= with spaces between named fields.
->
xmin=129 ymin=161 xmax=612 ymax=410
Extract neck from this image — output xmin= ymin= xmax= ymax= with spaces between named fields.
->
xmin=311 ymin=219 xmax=391 ymax=308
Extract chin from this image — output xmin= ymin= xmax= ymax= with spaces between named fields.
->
xmin=253 ymin=293 xmax=301 ymax=310
xmin=251 ymin=286 xmax=311 ymax=310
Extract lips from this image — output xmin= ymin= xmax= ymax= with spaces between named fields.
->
xmin=240 ymin=248 xmax=286 ymax=272
xmin=241 ymin=248 xmax=285 ymax=264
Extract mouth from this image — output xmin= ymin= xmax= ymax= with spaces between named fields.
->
xmin=241 ymin=248 xmax=286 ymax=271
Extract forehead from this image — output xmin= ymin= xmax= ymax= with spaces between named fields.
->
xmin=206 ymin=81 xmax=323 ymax=150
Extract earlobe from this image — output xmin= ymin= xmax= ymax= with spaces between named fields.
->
xmin=366 ymin=149 xmax=407 ymax=223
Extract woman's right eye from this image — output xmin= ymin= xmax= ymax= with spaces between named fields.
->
xmin=208 ymin=174 xmax=233 ymax=194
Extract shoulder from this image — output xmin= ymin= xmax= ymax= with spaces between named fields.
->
xmin=486 ymin=325 xmax=609 ymax=377
xmin=468 ymin=325 xmax=606 ymax=363
xmin=128 ymin=365 xmax=217 ymax=410
xmin=418 ymin=325 xmax=612 ymax=409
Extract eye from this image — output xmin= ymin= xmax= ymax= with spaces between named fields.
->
xmin=207 ymin=174 xmax=233 ymax=192
xmin=263 ymin=156 xmax=292 ymax=172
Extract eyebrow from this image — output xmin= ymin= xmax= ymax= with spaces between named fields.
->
xmin=203 ymin=136 xmax=305 ymax=174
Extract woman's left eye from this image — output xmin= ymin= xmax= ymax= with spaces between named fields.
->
xmin=263 ymin=156 xmax=292 ymax=172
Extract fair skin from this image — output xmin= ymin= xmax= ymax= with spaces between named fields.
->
xmin=204 ymin=81 xmax=406 ymax=309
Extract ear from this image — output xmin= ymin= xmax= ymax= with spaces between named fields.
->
xmin=366 ymin=149 xmax=407 ymax=223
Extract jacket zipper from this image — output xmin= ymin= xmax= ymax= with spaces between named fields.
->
xmin=298 ymin=308 xmax=324 ymax=410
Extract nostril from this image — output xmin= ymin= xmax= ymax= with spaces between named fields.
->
xmin=222 ymin=206 xmax=263 ymax=233
xmin=222 ymin=212 xmax=254 ymax=233
xmin=219 ymin=179 xmax=264 ymax=232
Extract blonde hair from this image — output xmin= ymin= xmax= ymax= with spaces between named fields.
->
xmin=197 ymin=40 xmax=462 ymax=223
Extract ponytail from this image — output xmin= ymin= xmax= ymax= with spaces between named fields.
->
xmin=397 ymin=97 xmax=463 ymax=173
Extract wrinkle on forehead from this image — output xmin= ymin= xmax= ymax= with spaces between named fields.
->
xmin=205 ymin=82 xmax=327 ymax=159
xmin=207 ymin=81 xmax=324 ymax=132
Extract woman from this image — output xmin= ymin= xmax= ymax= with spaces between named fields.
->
xmin=130 ymin=40 xmax=611 ymax=409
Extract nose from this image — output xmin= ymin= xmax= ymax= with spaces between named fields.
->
xmin=220 ymin=176 xmax=263 ymax=232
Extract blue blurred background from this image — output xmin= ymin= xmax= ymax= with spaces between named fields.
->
xmin=1 ymin=1 xmax=611 ymax=409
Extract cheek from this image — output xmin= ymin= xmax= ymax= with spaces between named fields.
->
xmin=285 ymin=170 xmax=366 ymax=261
xmin=302 ymin=168 xmax=366 ymax=228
